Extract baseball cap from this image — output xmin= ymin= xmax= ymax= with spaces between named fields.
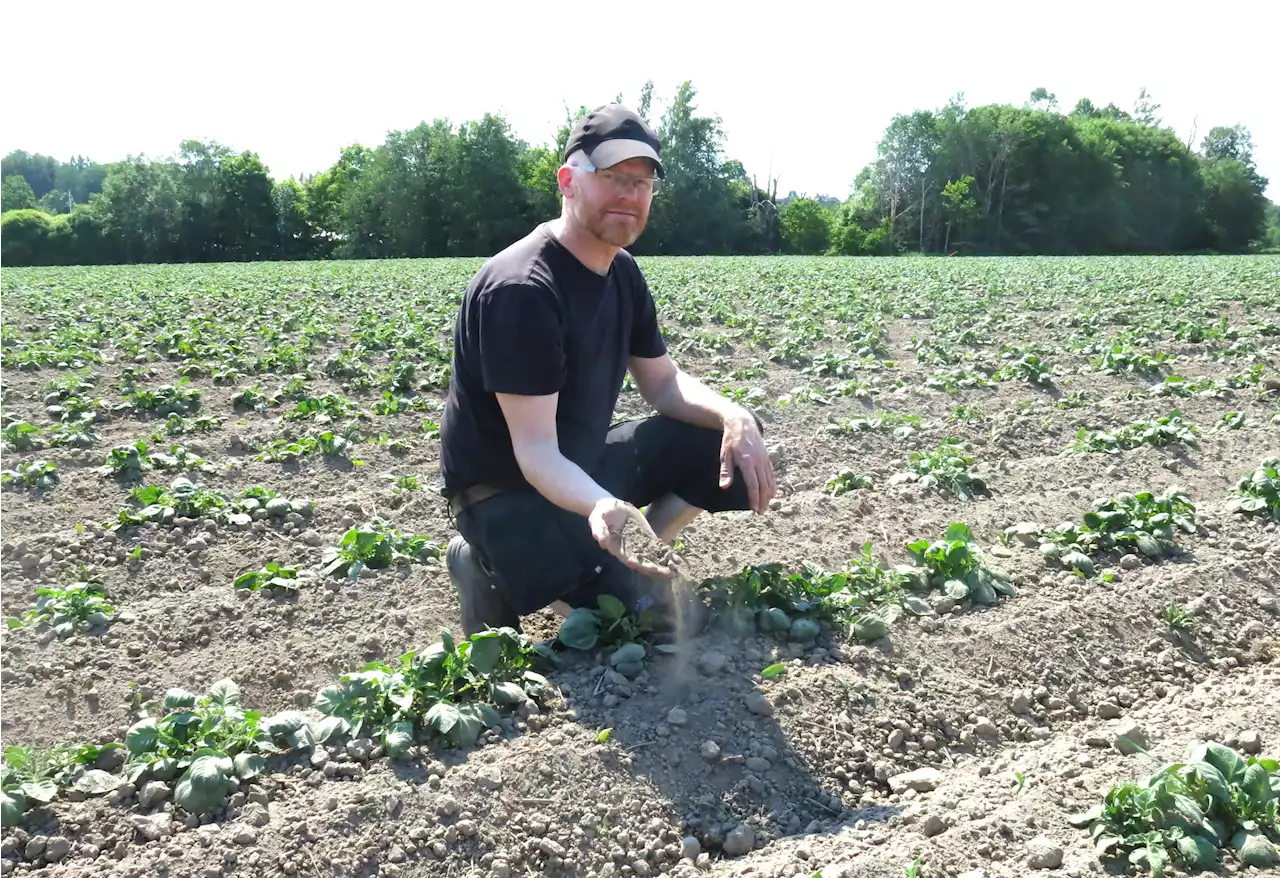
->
xmin=563 ymin=103 xmax=664 ymax=178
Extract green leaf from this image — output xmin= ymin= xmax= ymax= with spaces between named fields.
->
xmin=174 ymin=755 xmax=232 ymax=814
xmin=944 ymin=522 xmax=973 ymax=543
xmin=468 ymin=633 xmax=502 ymax=675
xmin=449 ymin=708 xmax=484 ymax=748
xmin=426 ymin=702 xmax=461 ymax=735
xmin=610 ymin=642 xmax=646 ymax=667
xmin=163 ymin=688 xmax=198 ymax=710
xmin=1242 ymin=762 xmax=1274 ymax=806
xmin=383 ymin=721 xmax=414 ymax=758
xmin=596 ymin=728 xmax=613 ymax=744
xmin=262 ymin=710 xmax=307 ymax=736
xmin=309 ymin=715 xmax=348 ymax=744
xmin=207 ymin=679 xmax=241 ymax=707
xmin=492 ymin=682 xmax=528 ymax=705
xmin=232 ymin=753 xmax=266 ymax=780
xmin=761 ymin=662 xmax=787 ymax=679
xmin=1175 ymin=835 xmax=1218 ymax=872
xmin=596 ymin=594 xmax=626 ymax=622
xmin=902 ymin=595 xmax=933 ymax=616
xmin=943 ymin=578 xmax=969 ymax=600
xmin=557 ymin=608 xmax=600 ymax=650
xmin=1 ymin=789 xmax=28 ymax=828
xmin=125 ymin=718 xmax=159 ymax=754
xmin=20 ymin=779 xmax=57 ymax=804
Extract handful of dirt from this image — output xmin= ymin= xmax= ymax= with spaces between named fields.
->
xmin=616 ymin=506 xmax=678 ymax=578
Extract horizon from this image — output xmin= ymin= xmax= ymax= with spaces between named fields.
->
xmin=4 ymin=1 xmax=1278 ymax=201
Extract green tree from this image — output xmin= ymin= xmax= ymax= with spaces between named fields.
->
xmin=0 ymin=209 xmax=53 ymax=264
xmin=1198 ymin=157 xmax=1268 ymax=251
xmin=940 ymin=176 xmax=978 ymax=252
xmin=272 ymin=179 xmax=313 ymax=259
xmin=1 ymin=151 xmax=58 ymax=197
xmin=779 ymin=197 xmax=832 ymax=254
xmin=2 ymin=175 xmax=38 ymax=211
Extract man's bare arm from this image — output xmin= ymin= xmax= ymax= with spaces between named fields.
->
xmin=495 ymin=392 xmax=612 ymax=517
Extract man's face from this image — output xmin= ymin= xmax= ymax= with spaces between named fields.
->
xmin=569 ymin=157 xmax=657 ymax=248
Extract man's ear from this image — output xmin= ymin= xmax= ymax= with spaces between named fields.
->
xmin=556 ymin=166 xmax=576 ymax=198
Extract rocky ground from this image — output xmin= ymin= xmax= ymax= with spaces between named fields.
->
xmin=1 ymin=256 xmax=1278 ymax=877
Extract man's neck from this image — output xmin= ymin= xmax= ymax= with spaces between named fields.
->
xmin=546 ymin=217 xmax=617 ymax=276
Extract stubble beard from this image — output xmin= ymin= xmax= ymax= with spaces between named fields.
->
xmin=582 ymin=203 xmax=646 ymax=249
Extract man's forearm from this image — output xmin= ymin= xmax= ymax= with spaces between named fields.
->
xmin=512 ymin=438 xmax=613 ymax=517
xmin=650 ymin=368 xmax=749 ymax=430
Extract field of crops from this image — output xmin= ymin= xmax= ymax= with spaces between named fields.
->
xmin=1 ymin=254 xmax=1279 ymax=878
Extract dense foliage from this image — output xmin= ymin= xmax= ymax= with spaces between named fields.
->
xmin=2 ymin=85 xmax=1273 ymax=266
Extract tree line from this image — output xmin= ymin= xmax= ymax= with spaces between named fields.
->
xmin=2 ymin=82 xmax=1276 ymax=266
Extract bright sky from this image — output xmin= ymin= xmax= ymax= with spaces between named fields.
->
xmin=6 ymin=0 xmax=1278 ymax=200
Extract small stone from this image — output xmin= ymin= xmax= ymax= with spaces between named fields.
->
xmin=921 ymin=814 xmax=946 ymax=838
xmin=745 ymin=757 xmax=772 ymax=773
xmin=1119 ymin=554 xmax=1141 ymax=570
xmin=233 ymin=826 xmax=258 ymax=845
xmin=300 ymin=530 xmax=324 ymax=547
xmin=973 ymin=717 xmax=999 ymax=738
xmin=131 ymin=812 xmax=173 ymax=841
xmin=139 ymin=781 xmax=171 ymax=809
xmin=1010 ymin=691 xmax=1031 ymax=713
xmin=1238 ymin=729 xmax=1262 ymax=754
xmin=700 ymin=741 xmax=721 ymax=761
xmin=722 ymin=823 xmax=755 ymax=857
xmin=476 ymin=766 xmax=503 ymax=791
xmin=681 ymin=837 xmax=701 ymax=860
xmin=1114 ymin=721 xmax=1149 ymax=755
xmin=24 ymin=837 xmax=46 ymax=860
xmin=887 ymin=767 xmax=941 ymax=793
xmin=696 ymin=651 xmax=728 ymax=675
xmin=1096 ymin=701 xmax=1122 ymax=719
xmin=43 ymin=836 xmax=70 ymax=862
xmin=1026 ymin=835 xmax=1063 ymax=869
xmin=744 ymin=692 xmax=773 ymax=716
xmin=666 ymin=707 xmax=688 ymax=727
xmin=538 ymin=838 xmax=566 ymax=858
xmin=887 ymin=729 xmax=905 ymax=750
xmin=127 ymin=641 xmax=146 ymax=657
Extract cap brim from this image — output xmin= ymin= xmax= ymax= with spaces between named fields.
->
xmin=587 ymin=139 xmax=665 ymax=178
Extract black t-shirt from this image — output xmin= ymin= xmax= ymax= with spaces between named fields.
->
xmin=439 ymin=223 xmax=667 ymax=496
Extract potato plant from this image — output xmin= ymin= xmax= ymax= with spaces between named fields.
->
xmin=320 ymin=520 xmax=440 ymax=579
xmin=2 ymin=743 xmax=122 ymax=827
xmin=124 ymin=680 xmax=309 ymax=814
xmin=826 ymin=468 xmax=872 ymax=496
xmin=0 ymin=459 xmax=58 ymax=490
xmin=1068 ymin=740 xmax=1280 ymax=873
xmin=895 ymin=439 xmax=988 ymax=500
xmin=314 ymin=628 xmax=549 ymax=752
xmin=1227 ymin=458 xmax=1280 ymax=520
xmin=112 ymin=476 xmax=312 ymax=528
xmin=556 ymin=595 xmax=659 ymax=652
xmin=903 ymin=522 xmax=1014 ymax=607
xmin=1009 ymin=489 xmax=1197 ymax=575
xmin=233 ymin=562 xmax=313 ymax=592
xmin=1072 ymin=411 xmax=1200 ymax=453
xmin=2 ymin=421 xmax=44 ymax=451
xmin=5 ymin=579 xmax=115 ymax=637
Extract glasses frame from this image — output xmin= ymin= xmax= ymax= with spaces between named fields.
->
xmin=573 ymin=160 xmax=663 ymax=197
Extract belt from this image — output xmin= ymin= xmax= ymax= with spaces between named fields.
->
xmin=447 ymin=483 xmax=506 ymax=518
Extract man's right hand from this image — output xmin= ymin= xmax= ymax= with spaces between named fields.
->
xmin=589 ymin=498 xmax=674 ymax=579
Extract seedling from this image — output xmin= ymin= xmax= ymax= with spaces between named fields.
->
xmin=2 ymin=743 xmax=122 ymax=826
xmin=1092 ymin=343 xmax=1171 ymax=375
xmin=0 ymin=459 xmax=58 ymax=491
xmin=2 ymin=422 xmax=44 ymax=451
xmin=124 ymin=679 xmax=309 ymax=814
xmin=126 ymin=380 xmax=201 ymax=416
xmin=314 ymin=628 xmax=549 ymax=751
xmin=233 ymin=563 xmax=313 ymax=592
xmin=1215 ymin=411 xmax=1246 ymax=431
xmin=994 ymin=352 xmax=1054 ymax=386
xmin=556 ymin=595 xmax=659 ymax=651
xmin=1228 ymin=458 xmax=1280 ymax=520
xmin=1068 ymin=740 xmax=1280 ymax=874
xmin=321 ymin=520 xmax=440 ymax=579
xmin=1160 ymin=603 xmax=1197 ymax=632
xmin=1072 ymin=411 xmax=1199 ymax=453
xmin=826 ymin=469 xmax=872 ymax=496
xmin=5 ymin=579 xmax=115 ymax=636
xmin=904 ymin=522 xmax=1014 ymax=607
xmin=897 ymin=439 xmax=988 ymax=500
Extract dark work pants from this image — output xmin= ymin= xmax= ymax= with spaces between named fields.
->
xmin=454 ymin=416 xmax=755 ymax=616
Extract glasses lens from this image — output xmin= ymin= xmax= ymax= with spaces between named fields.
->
xmin=650 ymin=178 xmax=663 ymax=196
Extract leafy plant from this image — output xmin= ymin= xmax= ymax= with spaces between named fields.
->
xmin=124 ymin=679 xmax=309 ymax=814
xmin=896 ymin=439 xmax=988 ymax=500
xmin=904 ymin=522 xmax=1014 ymax=607
xmin=233 ymin=562 xmax=313 ymax=592
xmin=1093 ymin=343 xmax=1172 ymax=375
xmin=321 ymin=520 xmax=441 ymax=579
xmin=127 ymin=380 xmax=201 ymax=416
xmin=5 ymin=580 xmax=115 ymax=637
xmin=556 ymin=595 xmax=660 ymax=651
xmin=2 ymin=422 xmax=44 ymax=451
xmin=994 ymin=352 xmax=1053 ymax=385
xmin=1215 ymin=411 xmax=1246 ymax=431
xmin=314 ymin=628 xmax=549 ymax=751
xmin=1072 ymin=411 xmax=1200 ymax=453
xmin=2 ymin=743 xmax=122 ymax=826
xmin=1010 ymin=489 xmax=1197 ymax=576
xmin=0 ymin=459 xmax=58 ymax=490
xmin=825 ymin=468 xmax=872 ymax=496
xmin=1228 ymin=458 xmax=1280 ymax=520
xmin=1160 ymin=603 xmax=1198 ymax=633
xmin=1068 ymin=740 xmax=1280 ymax=875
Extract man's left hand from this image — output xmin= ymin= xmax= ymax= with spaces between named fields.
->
xmin=719 ymin=408 xmax=775 ymax=514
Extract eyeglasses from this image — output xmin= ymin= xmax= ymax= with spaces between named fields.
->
xmin=575 ymin=162 xmax=663 ymax=196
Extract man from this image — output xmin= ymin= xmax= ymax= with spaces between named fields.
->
xmin=439 ymin=102 xmax=775 ymax=636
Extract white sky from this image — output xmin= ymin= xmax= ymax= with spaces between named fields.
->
xmin=5 ymin=0 xmax=1277 ymax=200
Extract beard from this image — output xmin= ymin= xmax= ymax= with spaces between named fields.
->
xmin=579 ymin=202 xmax=648 ymax=248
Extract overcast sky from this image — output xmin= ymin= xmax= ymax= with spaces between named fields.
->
xmin=6 ymin=0 xmax=1277 ymax=200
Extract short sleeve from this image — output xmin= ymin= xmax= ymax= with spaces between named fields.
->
xmin=629 ymin=270 xmax=667 ymax=359
xmin=475 ymin=284 xmax=565 ymax=395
